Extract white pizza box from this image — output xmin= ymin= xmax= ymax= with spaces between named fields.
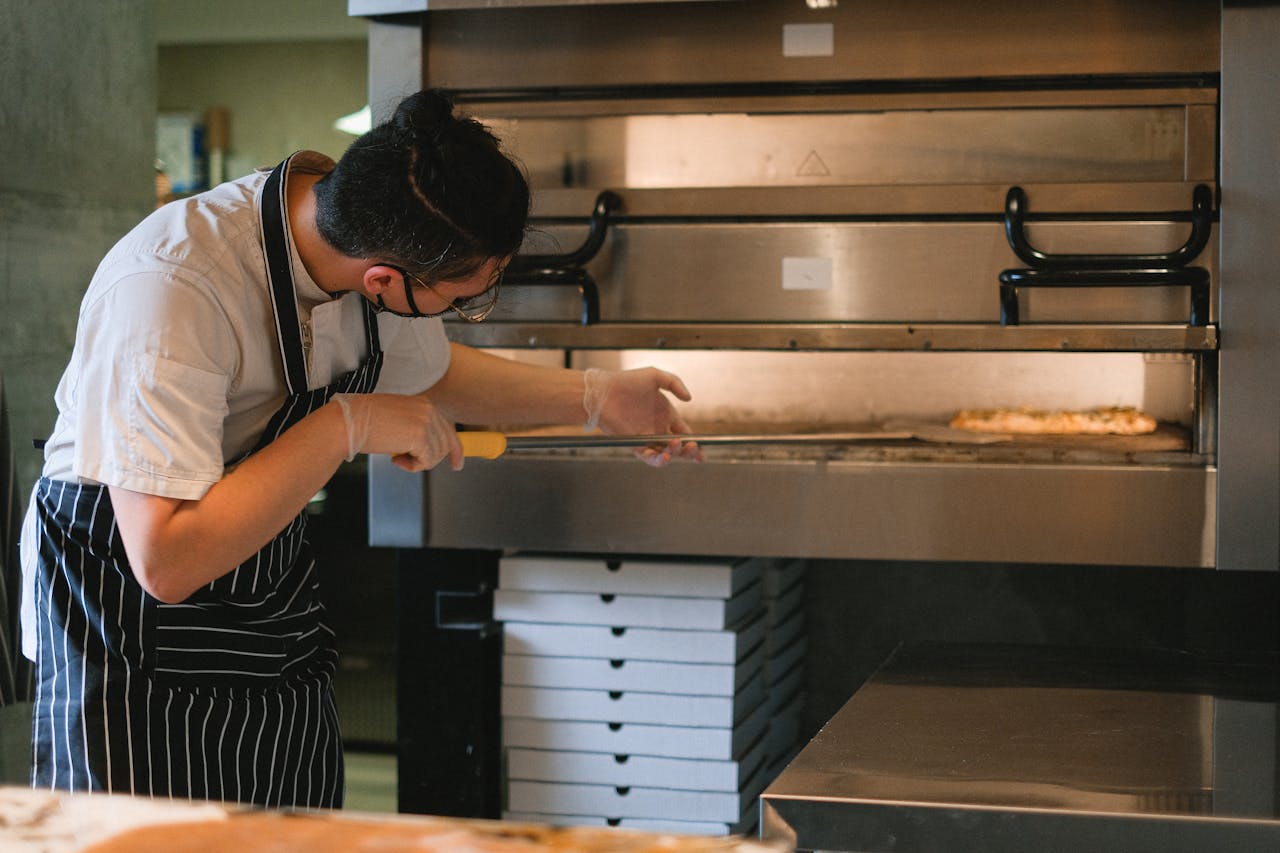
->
xmin=765 ymin=665 xmax=805 ymax=716
xmin=501 ymin=669 xmax=766 ymax=728
xmin=499 ymin=554 xmax=767 ymax=598
xmin=763 ymin=607 xmax=804 ymax=660
xmin=764 ymin=707 xmax=806 ymax=781
xmin=762 ymin=581 xmax=803 ymax=630
xmin=505 ymin=732 xmax=768 ymax=792
xmin=502 ymin=643 xmax=764 ymax=696
xmin=494 ymin=583 xmax=763 ymax=631
xmin=764 ymin=636 xmax=807 ymax=686
xmin=502 ymin=698 xmax=771 ymax=761
xmin=764 ymin=690 xmax=805 ymax=767
xmin=503 ymin=614 xmax=765 ymax=665
xmin=761 ymin=559 xmax=806 ymax=599
xmin=502 ymin=806 xmax=758 ymax=837
xmin=506 ymin=761 xmax=768 ymax=823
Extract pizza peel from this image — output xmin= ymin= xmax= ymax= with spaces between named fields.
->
xmin=457 ymin=424 xmax=1007 ymax=459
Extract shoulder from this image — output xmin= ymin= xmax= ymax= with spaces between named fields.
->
xmin=289 ymin=150 xmax=336 ymax=176
xmin=97 ymin=173 xmax=265 ymax=286
xmin=374 ymin=316 xmax=452 ymax=394
xmin=72 ymin=175 xmax=284 ymax=382
xmin=82 ymin=169 xmax=280 ymax=324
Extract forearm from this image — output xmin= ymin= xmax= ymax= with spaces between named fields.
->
xmin=111 ymin=402 xmax=349 ymax=603
xmin=425 ymin=343 xmax=587 ymax=426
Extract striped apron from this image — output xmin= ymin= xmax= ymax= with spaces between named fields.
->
xmin=30 ymin=156 xmax=383 ymax=808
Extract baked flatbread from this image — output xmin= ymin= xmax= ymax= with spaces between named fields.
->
xmin=949 ymin=406 xmax=1157 ymax=436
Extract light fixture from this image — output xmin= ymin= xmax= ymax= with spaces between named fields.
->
xmin=334 ymin=104 xmax=372 ymax=136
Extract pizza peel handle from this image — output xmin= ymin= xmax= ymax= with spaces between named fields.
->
xmin=458 ymin=431 xmax=509 ymax=459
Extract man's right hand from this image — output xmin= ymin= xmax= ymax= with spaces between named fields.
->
xmin=331 ymin=393 xmax=463 ymax=471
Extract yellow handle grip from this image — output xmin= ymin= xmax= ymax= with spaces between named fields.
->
xmin=459 ymin=431 xmax=508 ymax=459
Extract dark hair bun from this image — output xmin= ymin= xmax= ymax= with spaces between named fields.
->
xmin=314 ymin=88 xmax=530 ymax=275
xmin=392 ymin=90 xmax=457 ymax=147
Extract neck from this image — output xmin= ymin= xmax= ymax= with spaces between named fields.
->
xmin=286 ymin=171 xmax=367 ymax=297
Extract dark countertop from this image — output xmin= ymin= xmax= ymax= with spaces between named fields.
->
xmin=761 ymin=642 xmax=1280 ymax=853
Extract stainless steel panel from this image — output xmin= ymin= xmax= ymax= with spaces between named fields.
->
xmin=366 ymin=454 xmax=428 ymax=548
xmin=422 ymin=0 xmax=1219 ymax=90
xmin=366 ymin=17 xmax=424 ymax=122
xmin=474 ymin=88 xmax=1218 ymax=120
xmin=385 ymin=455 xmax=1216 ymax=567
xmin=488 ymin=107 xmax=1212 ymax=191
xmin=760 ymin=644 xmax=1280 ymax=852
xmin=530 ymin=182 xmax=1214 ymax=219
xmin=1216 ymin=5 xmax=1280 ymax=573
xmin=497 ymin=220 xmax=1214 ymax=325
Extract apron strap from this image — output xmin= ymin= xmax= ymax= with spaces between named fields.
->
xmin=259 ymin=155 xmax=309 ymax=395
xmin=363 ymin=297 xmax=381 ymax=355
xmin=260 ymin=155 xmax=383 ymax=395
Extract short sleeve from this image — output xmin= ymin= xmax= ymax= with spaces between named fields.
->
xmin=70 ymin=268 xmax=235 ymax=499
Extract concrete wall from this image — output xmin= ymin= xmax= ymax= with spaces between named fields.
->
xmin=0 ymin=0 xmax=158 ymax=495
xmin=0 ymin=1 xmax=366 ymax=496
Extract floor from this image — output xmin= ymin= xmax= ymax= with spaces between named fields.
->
xmin=345 ymin=751 xmax=398 ymax=814
xmin=307 ymin=468 xmax=402 ymax=815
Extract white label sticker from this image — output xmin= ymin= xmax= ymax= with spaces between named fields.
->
xmin=782 ymin=257 xmax=833 ymax=291
xmin=782 ymin=23 xmax=834 ymax=58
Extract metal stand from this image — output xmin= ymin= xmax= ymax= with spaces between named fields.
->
xmin=395 ymin=548 xmax=502 ymax=818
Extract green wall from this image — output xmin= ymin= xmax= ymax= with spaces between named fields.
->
xmin=158 ymin=39 xmax=368 ymax=182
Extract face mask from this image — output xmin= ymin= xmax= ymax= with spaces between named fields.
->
xmin=373 ymin=267 xmax=448 ymax=319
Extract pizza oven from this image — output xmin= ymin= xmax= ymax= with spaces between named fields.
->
xmin=359 ymin=0 xmax=1240 ymax=570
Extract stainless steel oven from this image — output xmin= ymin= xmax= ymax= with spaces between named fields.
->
xmin=358 ymin=0 xmax=1239 ymax=570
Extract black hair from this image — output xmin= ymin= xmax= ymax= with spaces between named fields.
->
xmin=312 ymin=89 xmax=529 ymax=281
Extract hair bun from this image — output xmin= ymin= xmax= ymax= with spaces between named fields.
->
xmin=392 ymin=90 xmax=457 ymax=146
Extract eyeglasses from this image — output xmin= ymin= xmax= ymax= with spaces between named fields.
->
xmin=387 ymin=264 xmax=502 ymax=323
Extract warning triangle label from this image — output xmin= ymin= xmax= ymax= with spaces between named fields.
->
xmin=796 ymin=150 xmax=831 ymax=177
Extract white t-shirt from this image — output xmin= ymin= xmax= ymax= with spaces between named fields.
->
xmin=20 ymin=151 xmax=451 ymax=657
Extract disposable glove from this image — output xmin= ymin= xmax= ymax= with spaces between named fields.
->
xmin=331 ymin=393 xmax=463 ymax=472
xmin=581 ymin=367 xmax=703 ymax=467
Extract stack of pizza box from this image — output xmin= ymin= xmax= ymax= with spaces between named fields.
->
xmin=758 ymin=559 xmax=807 ymax=778
xmin=495 ymin=554 xmax=778 ymax=836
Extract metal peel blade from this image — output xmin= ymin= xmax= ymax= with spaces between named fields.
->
xmin=458 ymin=430 xmax=917 ymax=459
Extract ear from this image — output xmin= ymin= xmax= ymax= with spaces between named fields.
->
xmin=362 ymin=264 xmax=401 ymax=298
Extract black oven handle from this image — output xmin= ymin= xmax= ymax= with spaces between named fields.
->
xmin=509 ymin=190 xmax=621 ymax=270
xmin=499 ymin=190 xmax=619 ymax=325
xmin=999 ymin=267 xmax=1211 ymax=326
xmin=500 ymin=267 xmax=600 ymax=326
xmin=1003 ymin=184 xmax=1214 ymax=270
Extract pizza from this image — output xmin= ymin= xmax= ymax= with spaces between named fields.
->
xmin=949 ymin=405 xmax=1157 ymax=436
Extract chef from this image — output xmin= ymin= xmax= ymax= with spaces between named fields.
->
xmin=18 ymin=89 xmax=698 ymax=808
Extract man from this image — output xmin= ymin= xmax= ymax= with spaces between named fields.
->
xmin=20 ymin=89 xmax=698 ymax=807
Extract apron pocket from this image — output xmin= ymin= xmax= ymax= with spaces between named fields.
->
xmin=152 ymin=602 xmax=290 ymax=689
